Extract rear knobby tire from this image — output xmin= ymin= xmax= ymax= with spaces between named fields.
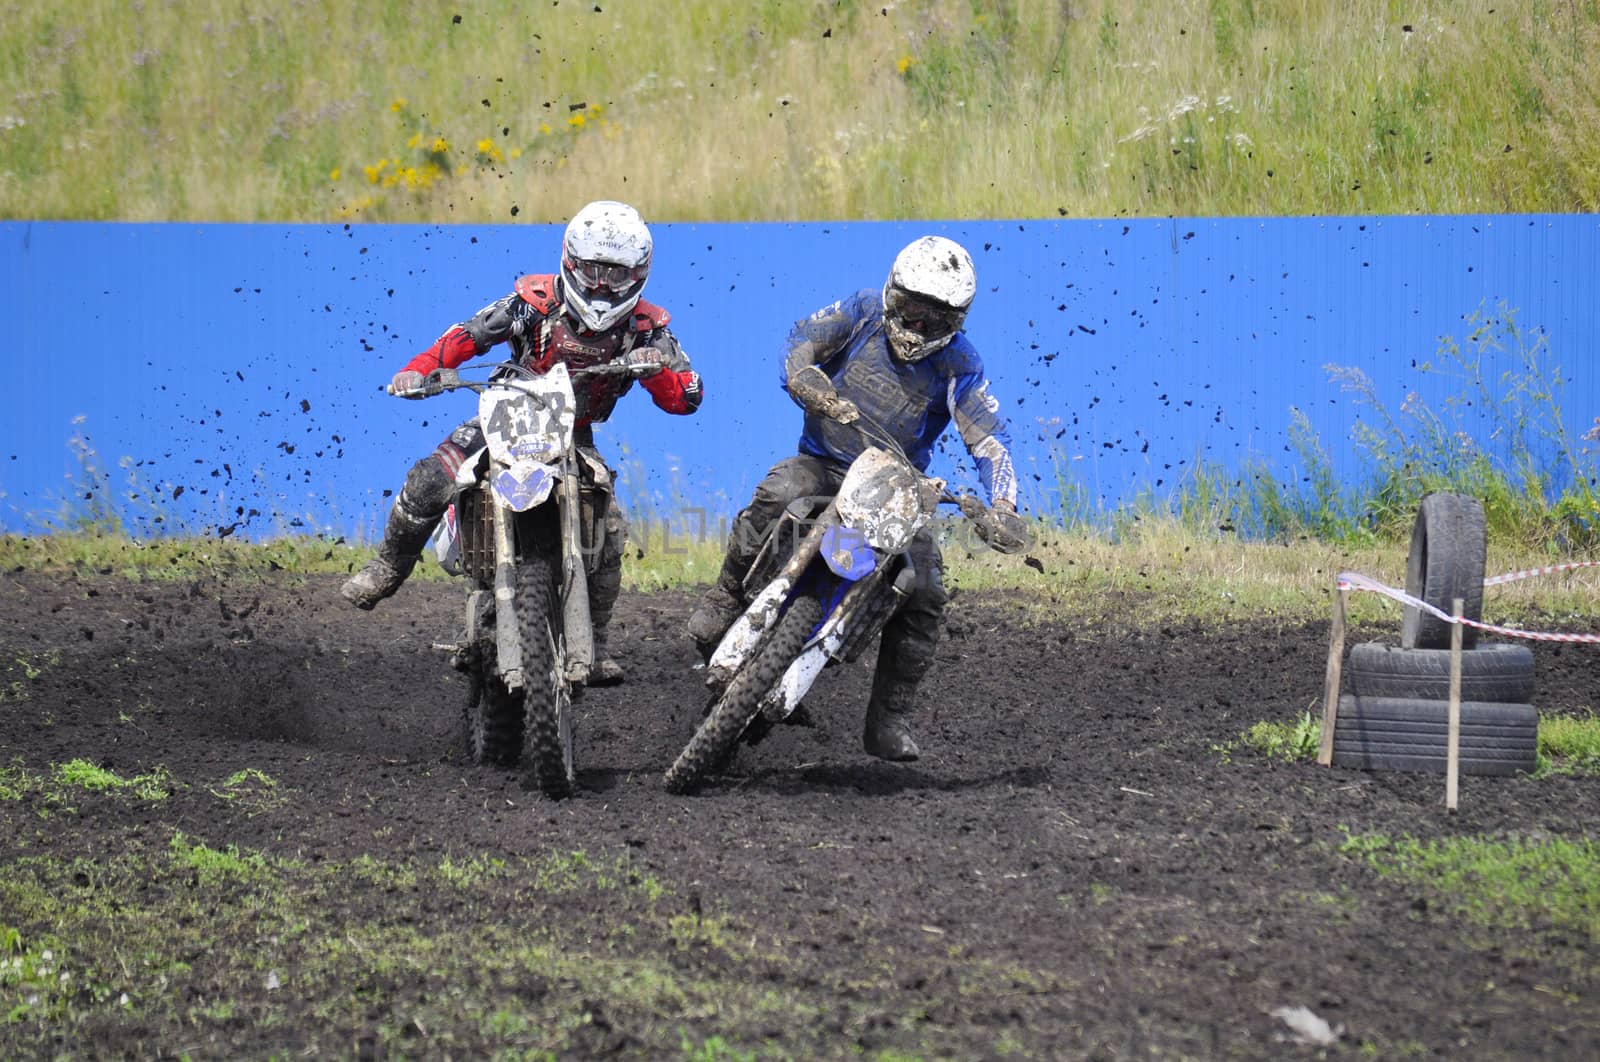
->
xmin=1346 ymin=641 xmax=1535 ymax=703
xmin=1331 ymin=693 xmax=1537 ymax=776
xmin=1401 ymin=492 xmax=1487 ymax=651
xmin=517 ymin=550 xmax=575 ymax=800
xmin=663 ymin=594 xmax=825 ymax=795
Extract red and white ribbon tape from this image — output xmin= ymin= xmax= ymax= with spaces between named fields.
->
xmin=1336 ymin=569 xmax=1600 ymax=645
xmin=1483 ymin=559 xmax=1600 ymax=586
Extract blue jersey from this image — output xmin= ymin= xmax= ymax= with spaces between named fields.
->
xmin=780 ymin=290 xmax=1017 ymax=507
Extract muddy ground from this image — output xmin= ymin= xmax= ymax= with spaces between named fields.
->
xmin=1 ymin=567 xmax=1597 ymax=1060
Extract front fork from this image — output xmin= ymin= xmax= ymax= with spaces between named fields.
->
xmin=558 ymin=462 xmax=593 ymax=684
xmin=491 ymin=500 xmax=525 ymax=691
xmin=488 ymin=454 xmax=595 ymax=692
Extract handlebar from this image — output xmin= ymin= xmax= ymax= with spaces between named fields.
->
xmin=386 ymin=358 xmax=651 ymax=398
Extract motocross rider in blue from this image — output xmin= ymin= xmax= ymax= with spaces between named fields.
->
xmin=686 ymin=236 xmax=1018 ymax=762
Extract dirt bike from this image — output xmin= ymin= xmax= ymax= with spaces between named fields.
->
xmin=662 ymin=415 xmax=1032 ymax=794
xmin=402 ymin=358 xmax=648 ymax=799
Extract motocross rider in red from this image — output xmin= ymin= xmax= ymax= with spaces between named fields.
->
xmin=341 ymin=201 xmax=703 ymax=686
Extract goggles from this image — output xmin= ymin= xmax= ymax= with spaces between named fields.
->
xmin=565 ymin=254 xmax=648 ymax=295
xmin=885 ymin=287 xmax=965 ymax=341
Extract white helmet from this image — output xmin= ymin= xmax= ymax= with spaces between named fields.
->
xmin=881 ymin=235 xmax=976 ymax=362
xmin=560 ymin=200 xmax=653 ymax=332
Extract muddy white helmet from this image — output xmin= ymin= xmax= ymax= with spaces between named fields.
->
xmin=881 ymin=235 xmax=976 ymax=362
xmin=560 ymin=200 xmax=653 ymax=332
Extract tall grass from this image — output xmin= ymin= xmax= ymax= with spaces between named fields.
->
xmin=1045 ymin=302 xmax=1600 ymax=555
xmin=4 ymin=1 xmax=1599 ymax=222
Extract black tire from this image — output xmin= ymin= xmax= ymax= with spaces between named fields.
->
xmin=1331 ymin=694 xmax=1537 ymax=775
xmin=1401 ymin=492 xmax=1487 ymax=650
xmin=1346 ymin=641 xmax=1535 ymax=703
xmin=464 ymin=658 xmax=524 ymax=768
xmin=664 ymin=594 xmax=825 ymax=795
xmin=517 ymin=550 xmax=575 ymax=800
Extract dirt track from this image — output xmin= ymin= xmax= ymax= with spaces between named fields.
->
xmin=1 ymin=568 xmax=1597 ymax=1060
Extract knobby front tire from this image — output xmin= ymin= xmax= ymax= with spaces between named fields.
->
xmin=663 ymin=594 xmax=825 ymax=795
xmin=517 ymin=549 xmax=575 ymax=800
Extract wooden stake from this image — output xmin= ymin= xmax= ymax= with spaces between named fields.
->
xmin=1446 ymin=597 xmax=1464 ymax=811
xmin=1318 ymin=584 xmax=1348 ymax=767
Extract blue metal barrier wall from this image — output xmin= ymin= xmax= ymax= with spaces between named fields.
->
xmin=5 ymin=216 xmax=1598 ymax=540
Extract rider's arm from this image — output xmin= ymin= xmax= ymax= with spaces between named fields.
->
xmin=950 ymin=368 xmax=1019 ymax=510
xmin=400 ymin=293 xmax=523 ymax=375
xmin=638 ymin=330 xmax=703 ymax=415
xmin=779 ymin=292 xmax=876 ymax=407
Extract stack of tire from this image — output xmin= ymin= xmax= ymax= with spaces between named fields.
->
xmin=1332 ymin=492 xmax=1540 ymax=776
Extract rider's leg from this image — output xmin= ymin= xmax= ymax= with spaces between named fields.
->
xmin=585 ymin=496 xmax=629 ymax=686
xmin=686 ymin=454 xmax=838 ymax=657
xmin=341 ymin=425 xmax=475 ymax=610
xmin=864 ymin=531 xmax=948 ymax=762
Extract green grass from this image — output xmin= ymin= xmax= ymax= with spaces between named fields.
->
xmin=1224 ymin=712 xmax=1600 ymax=774
xmin=1236 ymin=712 xmax=1322 ymax=763
xmin=1536 ymin=711 xmax=1600 ymax=776
xmin=5 ymin=1 xmax=1599 ymax=222
xmin=1340 ymin=829 xmax=1600 ymax=945
xmin=0 ymin=758 xmax=177 ymax=808
xmin=0 ymin=838 xmax=1062 ymax=1057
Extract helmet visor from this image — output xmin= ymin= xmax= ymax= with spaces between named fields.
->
xmin=884 ymin=286 xmax=965 ymax=343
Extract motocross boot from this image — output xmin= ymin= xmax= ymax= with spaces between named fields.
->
xmin=686 ymin=560 xmax=747 ymax=662
xmin=584 ymin=547 xmax=625 ymax=686
xmin=340 ymin=499 xmax=436 ymax=610
xmin=863 ymin=669 xmax=922 ymax=762
xmin=586 ymin=633 xmax=625 ymax=687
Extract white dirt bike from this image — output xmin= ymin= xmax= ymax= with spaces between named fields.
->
xmin=663 ymin=415 xmax=1031 ymax=794
xmin=404 ymin=359 xmax=645 ymax=799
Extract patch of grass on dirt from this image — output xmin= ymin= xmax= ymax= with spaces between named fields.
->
xmin=1223 ymin=712 xmax=1321 ymax=764
xmin=206 ymin=768 xmax=290 ymax=814
xmin=0 ymin=651 xmax=61 ymax=704
xmin=1339 ymin=829 xmax=1600 ymax=945
xmin=0 ymin=759 xmax=178 ymax=810
xmin=0 ymin=837 xmax=1074 ymax=1057
xmin=53 ymin=760 xmax=176 ymax=803
xmin=1535 ymin=712 xmax=1600 ymax=777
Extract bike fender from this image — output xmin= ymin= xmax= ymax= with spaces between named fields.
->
xmin=821 ymin=524 xmax=877 ymax=581
xmin=709 ymin=576 xmax=792 ymax=676
xmin=492 ymin=462 xmax=557 ymax=511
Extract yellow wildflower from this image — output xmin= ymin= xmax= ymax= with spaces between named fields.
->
xmin=568 ymin=112 xmax=587 ymax=129
xmin=431 ymin=136 xmax=450 ymax=154
xmin=329 ymin=167 xmax=341 ymax=181
xmin=407 ymin=133 xmax=421 ymax=149
xmin=510 ymin=147 xmax=523 ymax=160
xmin=390 ymin=98 xmax=407 ymax=112
xmin=539 ymin=121 xmax=553 ymax=136
xmin=896 ymin=54 xmax=913 ymax=75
